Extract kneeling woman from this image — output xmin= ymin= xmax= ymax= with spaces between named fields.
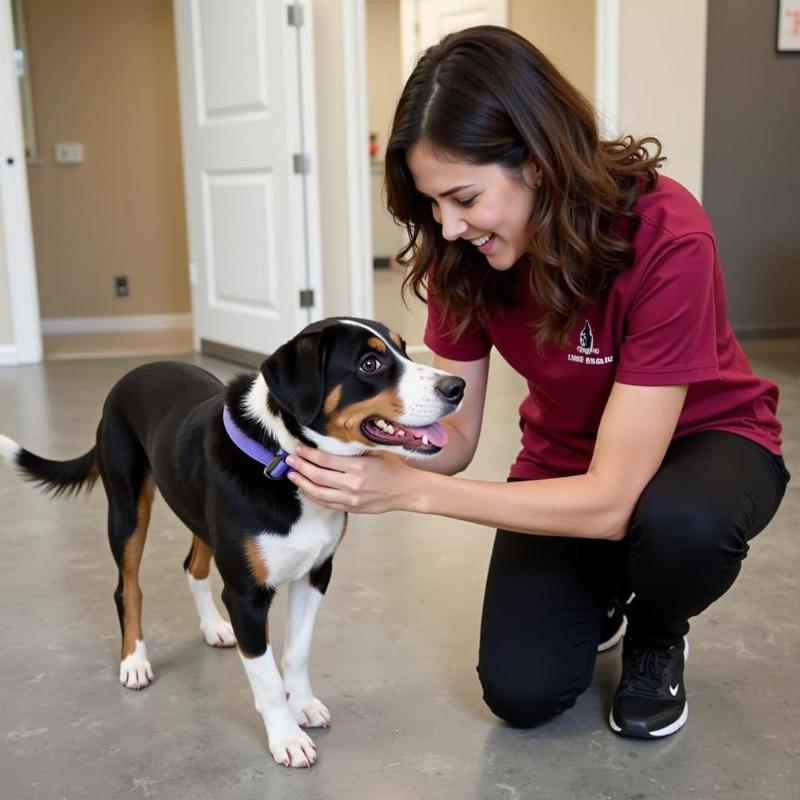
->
xmin=286 ymin=26 xmax=790 ymax=739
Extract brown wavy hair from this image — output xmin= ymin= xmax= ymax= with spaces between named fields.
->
xmin=385 ymin=25 xmax=665 ymax=346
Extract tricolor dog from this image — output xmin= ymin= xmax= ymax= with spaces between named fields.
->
xmin=0 ymin=317 xmax=465 ymax=768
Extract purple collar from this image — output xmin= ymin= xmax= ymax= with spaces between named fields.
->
xmin=222 ymin=404 xmax=292 ymax=480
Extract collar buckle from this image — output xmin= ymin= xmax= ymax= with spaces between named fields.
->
xmin=263 ymin=454 xmax=290 ymax=480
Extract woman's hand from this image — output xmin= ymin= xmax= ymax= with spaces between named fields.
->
xmin=285 ymin=445 xmax=420 ymax=514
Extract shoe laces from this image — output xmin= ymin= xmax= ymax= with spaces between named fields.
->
xmin=620 ymin=643 xmax=676 ymax=697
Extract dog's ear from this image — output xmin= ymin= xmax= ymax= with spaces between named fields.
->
xmin=260 ymin=330 xmax=327 ymax=426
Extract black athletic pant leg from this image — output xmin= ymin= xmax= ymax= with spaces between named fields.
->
xmin=625 ymin=430 xmax=789 ymax=647
xmin=477 ymin=530 xmax=624 ymax=727
xmin=477 ymin=431 xmax=789 ymax=728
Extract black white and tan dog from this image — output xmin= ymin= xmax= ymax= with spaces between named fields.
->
xmin=0 ymin=317 xmax=465 ymax=768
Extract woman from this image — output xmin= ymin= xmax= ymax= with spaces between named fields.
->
xmin=285 ymin=26 xmax=789 ymax=739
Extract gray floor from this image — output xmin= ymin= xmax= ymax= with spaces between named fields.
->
xmin=1 ymin=332 xmax=798 ymax=800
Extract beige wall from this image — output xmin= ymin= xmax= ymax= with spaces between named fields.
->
xmin=366 ymin=0 xmax=405 ymax=258
xmin=618 ymin=0 xmax=707 ymax=199
xmin=510 ymin=0 xmax=595 ymax=102
xmin=366 ymin=0 xmax=403 ymax=157
xmin=24 ymin=0 xmax=189 ymax=320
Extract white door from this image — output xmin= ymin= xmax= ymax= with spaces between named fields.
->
xmin=173 ymin=0 xmax=321 ymax=356
xmin=401 ymin=0 xmax=508 ymax=78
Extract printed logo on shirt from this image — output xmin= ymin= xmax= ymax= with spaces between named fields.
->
xmin=579 ymin=320 xmax=594 ymax=351
xmin=567 ymin=320 xmax=614 ymax=366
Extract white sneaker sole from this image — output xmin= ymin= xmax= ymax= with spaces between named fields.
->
xmin=609 ymin=701 xmax=688 ymax=738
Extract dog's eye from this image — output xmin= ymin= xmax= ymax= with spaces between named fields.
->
xmin=359 ymin=355 xmax=384 ymax=374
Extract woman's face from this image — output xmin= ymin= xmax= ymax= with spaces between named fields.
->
xmin=406 ymin=139 xmax=539 ymax=270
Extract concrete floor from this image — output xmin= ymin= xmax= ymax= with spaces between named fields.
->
xmin=1 ymin=327 xmax=798 ymax=799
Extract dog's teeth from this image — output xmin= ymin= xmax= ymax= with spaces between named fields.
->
xmin=376 ymin=419 xmax=387 ymax=430
xmin=386 ymin=425 xmax=395 ymax=434
xmin=396 ymin=430 xmax=405 ymax=437
xmin=422 ymin=435 xmax=430 ymax=446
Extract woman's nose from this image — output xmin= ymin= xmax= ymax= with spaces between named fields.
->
xmin=439 ymin=206 xmax=468 ymax=241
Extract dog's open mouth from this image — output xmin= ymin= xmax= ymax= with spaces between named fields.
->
xmin=361 ymin=417 xmax=448 ymax=453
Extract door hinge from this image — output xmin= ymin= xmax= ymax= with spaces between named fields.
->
xmin=287 ymin=4 xmax=304 ymax=27
xmin=299 ymin=289 xmax=315 ymax=309
xmin=293 ymin=152 xmax=311 ymax=174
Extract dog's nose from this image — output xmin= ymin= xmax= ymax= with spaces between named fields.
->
xmin=435 ymin=376 xmax=465 ymax=404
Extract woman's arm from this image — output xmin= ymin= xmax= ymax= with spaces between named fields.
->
xmin=411 ymin=382 xmax=688 ymax=539
xmin=286 ymin=381 xmax=688 ymax=541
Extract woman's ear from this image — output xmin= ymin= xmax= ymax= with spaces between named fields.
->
xmin=522 ymin=162 xmax=542 ymax=189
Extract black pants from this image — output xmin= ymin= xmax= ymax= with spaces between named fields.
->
xmin=477 ymin=431 xmax=790 ymax=729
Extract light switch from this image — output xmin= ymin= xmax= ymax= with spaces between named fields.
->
xmin=54 ymin=143 xmax=84 ymax=165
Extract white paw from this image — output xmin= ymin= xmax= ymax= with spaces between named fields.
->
xmin=270 ymin=728 xmax=317 ymax=768
xmin=119 ymin=641 xmax=153 ymax=690
xmin=288 ymin=695 xmax=331 ymax=729
xmin=202 ymin=620 xmax=236 ymax=648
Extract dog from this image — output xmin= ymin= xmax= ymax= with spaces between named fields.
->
xmin=0 ymin=317 xmax=465 ymax=768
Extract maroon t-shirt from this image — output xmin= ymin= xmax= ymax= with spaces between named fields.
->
xmin=424 ymin=175 xmax=783 ymax=480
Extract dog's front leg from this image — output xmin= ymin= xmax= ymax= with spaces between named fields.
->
xmin=221 ymin=584 xmax=317 ymax=768
xmin=282 ymin=559 xmax=333 ymax=729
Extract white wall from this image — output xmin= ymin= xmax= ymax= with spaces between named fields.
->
xmin=0 ymin=203 xmax=13 ymax=347
xmin=617 ymin=0 xmax=708 ymax=200
xmin=312 ymin=0 xmax=372 ymax=318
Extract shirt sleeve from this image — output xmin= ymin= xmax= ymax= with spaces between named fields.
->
xmin=615 ymin=232 xmax=721 ymax=386
xmin=423 ymin=275 xmax=492 ymax=361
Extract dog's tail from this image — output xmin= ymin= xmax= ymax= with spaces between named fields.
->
xmin=0 ymin=434 xmax=99 ymax=498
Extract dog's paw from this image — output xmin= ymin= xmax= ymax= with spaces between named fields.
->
xmin=270 ymin=728 xmax=317 ymax=768
xmin=119 ymin=641 xmax=153 ymax=690
xmin=289 ymin=695 xmax=331 ymax=729
xmin=202 ymin=620 xmax=236 ymax=648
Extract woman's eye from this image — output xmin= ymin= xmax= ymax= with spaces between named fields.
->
xmin=456 ymin=196 xmax=477 ymax=207
xmin=360 ymin=356 xmax=383 ymax=374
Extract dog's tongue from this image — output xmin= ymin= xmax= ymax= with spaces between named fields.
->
xmin=406 ymin=421 xmax=448 ymax=448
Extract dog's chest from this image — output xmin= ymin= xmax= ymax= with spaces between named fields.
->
xmin=252 ymin=499 xmax=345 ymax=587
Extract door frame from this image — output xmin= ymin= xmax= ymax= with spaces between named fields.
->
xmin=0 ymin=0 xmax=41 ymax=365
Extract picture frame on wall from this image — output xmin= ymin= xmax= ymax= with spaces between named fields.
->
xmin=777 ymin=0 xmax=800 ymax=52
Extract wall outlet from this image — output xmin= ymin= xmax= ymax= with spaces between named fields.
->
xmin=54 ymin=142 xmax=84 ymax=164
xmin=115 ymin=276 xmax=129 ymax=297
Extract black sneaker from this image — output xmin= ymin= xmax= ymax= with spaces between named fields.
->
xmin=609 ymin=636 xmax=689 ymax=738
xmin=598 ymin=604 xmax=627 ymax=652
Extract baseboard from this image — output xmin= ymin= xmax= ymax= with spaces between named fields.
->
xmin=200 ymin=338 xmax=265 ymax=368
xmin=0 ymin=344 xmax=18 ymax=365
xmin=41 ymin=313 xmax=192 ymax=335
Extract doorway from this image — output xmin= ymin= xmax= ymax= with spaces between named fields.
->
xmin=15 ymin=0 xmax=192 ymax=360
xmin=8 ymin=0 xmax=320 ymax=364
xmin=364 ymin=0 xmax=597 ymax=350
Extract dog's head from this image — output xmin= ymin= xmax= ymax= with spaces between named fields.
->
xmin=260 ymin=317 xmax=464 ymax=457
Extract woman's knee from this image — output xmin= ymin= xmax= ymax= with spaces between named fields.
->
xmin=629 ymin=497 xmax=749 ymax=573
xmin=477 ymin=659 xmax=589 ymax=728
